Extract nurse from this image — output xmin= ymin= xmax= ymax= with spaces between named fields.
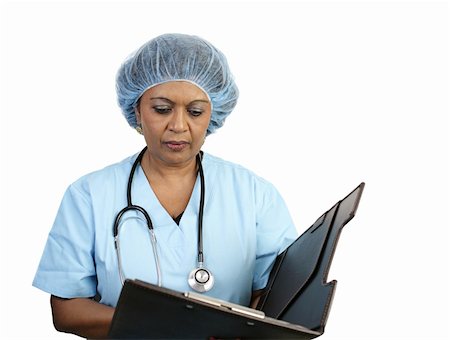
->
xmin=33 ymin=33 xmax=298 ymax=338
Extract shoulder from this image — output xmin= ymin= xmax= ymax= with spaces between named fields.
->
xmin=67 ymin=152 xmax=138 ymax=198
xmin=202 ymin=152 xmax=280 ymax=202
xmin=202 ymin=152 xmax=271 ymax=185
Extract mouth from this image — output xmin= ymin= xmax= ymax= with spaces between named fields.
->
xmin=163 ymin=140 xmax=190 ymax=151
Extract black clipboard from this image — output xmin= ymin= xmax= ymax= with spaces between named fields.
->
xmin=109 ymin=183 xmax=365 ymax=339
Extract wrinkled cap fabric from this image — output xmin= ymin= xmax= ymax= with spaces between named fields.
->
xmin=116 ymin=33 xmax=239 ymax=135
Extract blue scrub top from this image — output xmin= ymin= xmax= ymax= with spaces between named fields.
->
xmin=33 ymin=152 xmax=297 ymax=307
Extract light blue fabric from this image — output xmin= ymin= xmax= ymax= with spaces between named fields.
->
xmin=116 ymin=33 xmax=239 ymax=135
xmin=33 ymin=152 xmax=297 ymax=307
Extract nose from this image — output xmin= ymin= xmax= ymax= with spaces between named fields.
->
xmin=168 ymin=108 xmax=188 ymax=133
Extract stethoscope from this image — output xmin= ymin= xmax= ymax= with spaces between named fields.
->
xmin=113 ymin=147 xmax=215 ymax=293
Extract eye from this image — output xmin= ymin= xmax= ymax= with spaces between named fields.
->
xmin=153 ymin=106 xmax=172 ymax=114
xmin=188 ymin=108 xmax=203 ymax=117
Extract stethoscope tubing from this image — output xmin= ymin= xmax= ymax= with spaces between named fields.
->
xmin=114 ymin=204 xmax=162 ymax=286
xmin=113 ymin=147 xmax=212 ymax=291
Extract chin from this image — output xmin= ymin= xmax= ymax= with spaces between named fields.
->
xmin=163 ymin=150 xmax=197 ymax=164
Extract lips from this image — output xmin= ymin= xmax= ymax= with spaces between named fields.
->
xmin=164 ymin=140 xmax=190 ymax=151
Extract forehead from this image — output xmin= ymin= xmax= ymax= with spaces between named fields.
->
xmin=141 ymin=81 xmax=210 ymax=103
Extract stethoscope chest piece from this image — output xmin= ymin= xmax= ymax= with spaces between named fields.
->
xmin=188 ymin=265 xmax=214 ymax=292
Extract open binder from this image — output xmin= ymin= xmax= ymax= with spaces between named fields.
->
xmin=109 ymin=182 xmax=365 ymax=339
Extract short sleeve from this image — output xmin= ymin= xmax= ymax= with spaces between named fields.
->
xmin=253 ymin=182 xmax=298 ymax=290
xmin=32 ymin=182 xmax=97 ymax=298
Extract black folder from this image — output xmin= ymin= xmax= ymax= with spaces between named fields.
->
xmin=109 ymin=182 xmax=365 ymax=339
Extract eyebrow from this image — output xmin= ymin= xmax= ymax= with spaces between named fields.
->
xmin=150 ymin=97 xmax=210 ymax=105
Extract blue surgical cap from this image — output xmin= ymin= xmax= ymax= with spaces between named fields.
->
xmin=116 ymin=33 xmax=239 ymax=135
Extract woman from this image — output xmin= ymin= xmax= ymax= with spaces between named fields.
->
xmin=33 ymin=33 xmax=297 ymax=338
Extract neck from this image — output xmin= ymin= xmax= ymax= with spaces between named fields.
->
xmin=141 ymin=150 xmax=198 ymax=183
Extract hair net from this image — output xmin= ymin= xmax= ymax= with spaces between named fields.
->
xmin=116 ymin=33 xmax=239 ymax=135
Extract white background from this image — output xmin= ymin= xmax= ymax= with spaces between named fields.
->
xmin=1 ymin=0 xmax=449 ymax=339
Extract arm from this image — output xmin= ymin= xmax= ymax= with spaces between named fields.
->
xmin=50 ymin=295 xmax=115 ymax=339
xmin=250 ymin=289 xmax=264 ymax=309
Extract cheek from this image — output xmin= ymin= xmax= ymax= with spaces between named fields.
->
xmin=189 ymin=122 xmax=208 ymax=146
xmin=202 ymin=112 xmax=212 ymax=129
xmin=198 ymin=115 xmax=211 ymax=136
xmin=142 ymin=115 xmax=164 ymax=132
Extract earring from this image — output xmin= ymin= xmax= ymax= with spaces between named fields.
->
xmin=136 ymin=125 xmax=143 ymax=135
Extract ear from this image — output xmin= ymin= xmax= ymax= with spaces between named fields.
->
xmin=135 ymin=108 xmax=141 ymax=125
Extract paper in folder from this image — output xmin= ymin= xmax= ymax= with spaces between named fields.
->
xmin=109 ymin=182 xmax=365 ymax=339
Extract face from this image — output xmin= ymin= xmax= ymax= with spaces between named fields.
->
xmin=136 ymin=81 xmax=212 ymax=167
